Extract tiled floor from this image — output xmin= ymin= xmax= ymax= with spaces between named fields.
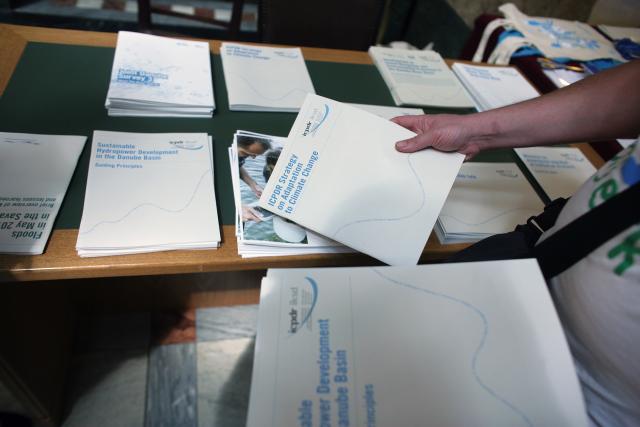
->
xmin=61 ymin=305 xmax=258 ymax=427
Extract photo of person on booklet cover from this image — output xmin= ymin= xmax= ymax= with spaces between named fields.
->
xmin=237 ymin=134 xmax=309 ymax=244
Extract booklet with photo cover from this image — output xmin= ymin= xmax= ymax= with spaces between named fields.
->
xmin=258 ymin=94 xmax=464 ymax=265
xmin=228 ymin=130 xmax=349 ymax=258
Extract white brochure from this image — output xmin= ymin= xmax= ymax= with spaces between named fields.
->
xmin=437 ymin=162 xmax=544 ymax=243
xmin=106 ymin=31 xmax=215 ymax=117
xmin=347 ymin=103 xmax=423 ymax=120
xmin=248 ymin=260 xmax=588 ymax=427
xmin=220 ymin=42 xmax=316 ymax=112
xmin=452 ymin=63 xmax=539 ymax=111
xmin=598 ymin=24 xmax=640 ymax=43
xmin=369 ymin=46 xmax=474 ymax=108
xmin=76 ymin=131 xmax=220 ymax=256
xmin=0 ymin=132 xmax=86 ymax=254
xmin=515 ymin=147 xmax=597 ymax=200
xmin=258 ymin=94 xmax=464 ymax=265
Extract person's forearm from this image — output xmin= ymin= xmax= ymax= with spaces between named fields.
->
xmin=464 ymin=60 xmax=640 ymax=151
xmin=240 ymin=167 xmax=256 ymax=187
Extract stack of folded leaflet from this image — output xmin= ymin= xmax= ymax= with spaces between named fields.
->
xmin=105 ymin=32 xmax=215 ymax=117
xmin=435 ymin=162 xmax=544 ymax=244
xmin=452 ymin=63 xmax=539 ymax=111
xmin=76 ymin=131 xmax=221 ymax=257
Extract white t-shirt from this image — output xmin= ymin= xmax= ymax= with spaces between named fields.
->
xmin=538 ymin=141 xmax=640 ymax=426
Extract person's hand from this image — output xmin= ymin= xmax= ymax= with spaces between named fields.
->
xmin=242 ymin=205 xmax=262 ymax=223
xmin=391 ymin=114 xmax=485 ymax=160
xmin=249 ymin=182 xmax=263 ymax=197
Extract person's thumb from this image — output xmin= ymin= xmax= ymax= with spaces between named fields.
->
xmin=395 ymin=134 xmax=434 ymax=153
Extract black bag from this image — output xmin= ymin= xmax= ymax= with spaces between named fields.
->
xmin=448 ymin=182 xmax=640 ymax=280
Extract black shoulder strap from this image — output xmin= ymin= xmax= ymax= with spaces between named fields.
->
xmin=534 ymin=182 xmax=640 ymax=280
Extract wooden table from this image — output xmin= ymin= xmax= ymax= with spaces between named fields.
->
xmin=0 ymin=24 xmax=460 ymax=283
xmin=0 ymin=24 xmax=606 ymax=283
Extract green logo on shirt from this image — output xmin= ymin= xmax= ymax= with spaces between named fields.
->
xmin=608 ymin=229 xmax=640 ymax=276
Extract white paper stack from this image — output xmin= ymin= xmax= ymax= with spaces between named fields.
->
xmin=435 ymin=162 xmax=544 ymax=244
xmin=543 ymin=67 xmax=588 ymax=88
xmin=452 ymin=63 xmax=539 ymax=111
xmin=248 ymin=260 xmax=588 ymax=427
xmin=76 ymin=131 xmax=220 ymax=257
xmin=220 ymin=42 xmax=315 ymax=112
xmin=0 ymin=132 xmax=86 ymax=255
xmin=105 ymin=31 xmax=215 ymax=117
xmin=515 ymin=147 xmax=597 ymax=200
xmin=369 ymin=46 xmax=474 ymax=108
xmin=597 ymin=24 xmax=640 ymax=43
xmin=229 ymin=130 xmax=351 ymax=258
xmin=259 ymin=94 xmax=464 ymax=265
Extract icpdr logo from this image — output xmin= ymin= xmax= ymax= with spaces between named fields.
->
xmin=560 ymin=152 xmax=585 ymax=162
xmin=168 ymin=140 xmax=204 ymax=150
xmin=496 ymin=169 xmax=519 ymax=178
xmin=302 ymin=104 xmax=330 ymax=137
xmin=287 ymin=277 xmax=318 ymax=334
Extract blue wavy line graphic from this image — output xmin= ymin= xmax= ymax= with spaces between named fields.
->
xmin=439 ymin=207 xmax=540 ymax=226
xmin=371 ymin=268 xmax=534 ymax=427
xmin=298 ymin=276 xmax=318 ymax=329
xmin=173 ymin=145 xmax=204 ymax=151
xmin=3 ymin=138 xmax=39 ymax=145
xmin=228 ymin=72 xmax=309 ymax=102
xmin=80 ymin=169 xmax=211 ymax=235
xmin=310 ymin=104 xmax=329 ymax=134
xmin=332 ymin=154 xmax=425 ymax=238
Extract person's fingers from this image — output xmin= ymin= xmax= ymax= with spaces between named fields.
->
xmin=246 ymin=208 xmax=262 ymax=222
xmin=395 ymin=134 xmax=435 ymax=153
xmin=390 ymin=115 xmax=424 ymax=130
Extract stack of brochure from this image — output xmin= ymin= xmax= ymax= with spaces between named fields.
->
xmin=435 ymin=162 xmax=544 ymax=244
xmin=368 ymin=46 xmax=474 ymax=108
xmin=105 ymin=31 xmax=215 ymax=117
xmin=220 ymin=42 xmax=315 ymax=112
xmin=597 ymin=24 xmax=640 ymax=43
xmin=248 ymin=260 xmax=588 ymax=427
xmin=515 ymin=146 xmax=597 ymax=200
xmin=229 ymin=130 xmax=350 ymax=258
xmin=76 ymin=131 xmax=220 ymax=257
xmin=0 ymin=132 xmax=86 ymax=255
xmin=451 ymin=63 xmax=539 ymax=111
xmin=229 ymin=104 xmax=422 ymax=258
xmin=259 ymin=95 xmax=464 ymax=265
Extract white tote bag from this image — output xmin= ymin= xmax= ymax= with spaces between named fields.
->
xmin=473 ymin=3 xmax=625 ymax=64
